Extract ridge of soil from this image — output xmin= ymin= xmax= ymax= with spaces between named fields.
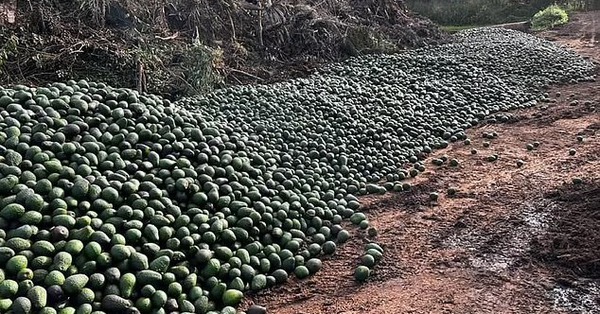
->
xmin=245 ymin=10 xmax=600 ymax=314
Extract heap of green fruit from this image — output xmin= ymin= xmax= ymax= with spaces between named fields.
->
xmin=0 ymin=28 xmax=594 ymax=313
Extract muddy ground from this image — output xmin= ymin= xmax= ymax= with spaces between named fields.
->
xmin=244 ymin=11 xmax=600 ymax=314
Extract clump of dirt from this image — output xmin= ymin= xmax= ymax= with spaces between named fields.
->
xmin=532 ymin=181 xmax=600 ymax=278
xmin=0 ymin=0 xmax=446 ymax=97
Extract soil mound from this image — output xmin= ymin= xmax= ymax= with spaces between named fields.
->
xmin=534 ymin=180 xmax=600 ymax=278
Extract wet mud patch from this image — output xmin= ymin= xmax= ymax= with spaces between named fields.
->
xmin=530 ymin=180 xmax=600 ymax=313
xmin=438 ymin=199 xmax=553 ymax=275
xmin=549 ymin=281 xmax=600 ymax=314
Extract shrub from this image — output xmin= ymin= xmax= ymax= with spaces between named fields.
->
xmin=531 ymin=4 xmax=569 ymax=30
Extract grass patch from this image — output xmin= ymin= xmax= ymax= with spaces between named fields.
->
xmin=407 ymin=0 xmax=593 ymax=27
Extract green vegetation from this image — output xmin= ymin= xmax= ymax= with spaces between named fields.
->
xmin=0 ymin=28 xmax=594 ymax=313
xmin=406 ymin=0 xmax=538 ymax=26
xmin=406 ymin=0 xmax=596 ymax=27
xmin=531 ymin=5 xmax=569 ymax=30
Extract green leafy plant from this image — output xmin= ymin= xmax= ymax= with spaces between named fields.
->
xmin=133 ymin=41 xmax=223 ymax=97
xmin=0 ymin=35 xmax=18 ymax=68
xmin=531 ymin=4 xmax=569 ymax=30
xmin=181 ymin=43 xmax=224 ymax=94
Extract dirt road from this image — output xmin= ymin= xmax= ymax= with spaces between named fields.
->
xmin=244 ymin=11 xmax=600 ymax=314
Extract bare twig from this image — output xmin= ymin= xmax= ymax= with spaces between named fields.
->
xmin=228 ymin=68 xmax=264 ymax=81
xmin=134 ymin=54 xmax=147 ymax=93
xmin=228 ymin=11 xmax=236 ymax=41
xmin=155 ymin=32 xmax=180 ymax=40
xmin=229 ymin=72 xmax=243 ymax=85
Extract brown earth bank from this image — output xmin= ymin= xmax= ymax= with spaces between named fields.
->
xmin=244 ymin=11 xmax=600 ymax=314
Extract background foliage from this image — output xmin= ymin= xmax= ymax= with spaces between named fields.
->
xmin=405 ymin=0 xmax=598 ymax=26
xmin=531 ymin=4 xmax=569 ymax=30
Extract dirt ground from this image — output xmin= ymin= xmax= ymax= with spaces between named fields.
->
xmin=244 ymin=11 xmax=600 ymax=314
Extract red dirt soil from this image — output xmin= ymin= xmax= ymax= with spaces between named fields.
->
xmin=244 ymin=10 xmax=600 ymax=314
